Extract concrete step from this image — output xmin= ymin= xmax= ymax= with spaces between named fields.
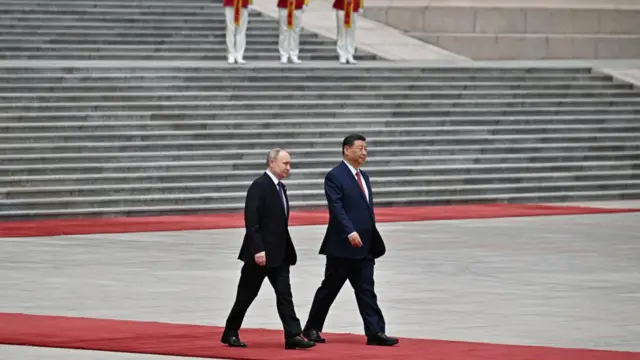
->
xmin=0 ymin=29 xmax=320 ymax=38
xmin=3 ymin=115 xmax=640 ymax=134
xmin=0 ymin=12 xmax=272 ymax=20
xmin=3 ymin=132 xmax=639 ymax=155
xmin=4 ymin=188 xmax=640 ymax=219
xmin=0 ymin=21 xmax=284 ymax=32
xmin=4 ymin=107 xmax=639 ymax=123
xmin=0 ymin=73 xmax=604 ymax=84
xmin=2 ymin=149 xmax=639 ymax=176
xmin=7 ymin=0 xmax=218 ymax=4
xmin=0 ymin=82 xmax=631 ymax=94
xmin=0 ymin=44 xmax=338 ymax=53
xmin=5 ymin=172 xmax=640 ymax=200
xmin=0 ymin=66 xmax=593 ymax=75
xmin=2 ymin=124 xmax=640 ymax=145
xmin=2 ymin=98 xmax=639 ymax=114
xmin=2 ymin=142 xmax=639 ymax=163
xmin=2 ymin=141 xmax=638 ymax=159
xmin=0 ymin=36 xmax=330 ymax=47
xmin=0 ymin=0 xmax=215 ymax=4
xmin=413 ymin=33 xmax=640 ymax=60
xmin=4 ymin=162 xmax=638 ymax=188
xmin=2 ymin=152 xmax=639 ymax=178
xmin=3 ymin=181 xmax=640 ymax=214
xmin=2 ymin=90 xmax=639 ymax=105
xmin=0 ymin=14 xmax=274 ymax=25
xmin=0 ymin=8 xmax=242 ymax=17
xmin=0 ymin=52 xmax=375 ymax=61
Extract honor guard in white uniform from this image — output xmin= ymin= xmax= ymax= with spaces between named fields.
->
xmin=224 ymin=0 xmax=253 ymax=64
xmin=333 ymin=0 xmax=363 ymax=64
xmin=277 ymin=0 xmax=309 ymax=64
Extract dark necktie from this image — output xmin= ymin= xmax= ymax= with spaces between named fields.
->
xmin=356 ymin=171 xmax=368 ymax=202
xmin=277 ymin=182 xmax=287 ymax=213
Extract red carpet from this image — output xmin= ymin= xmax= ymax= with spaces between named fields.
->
xmin=1 ymin=204 xmax=639 ymax=238
xmin=2 ymin=313 xmax=639 ymax=360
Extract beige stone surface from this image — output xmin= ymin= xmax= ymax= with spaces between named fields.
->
xmin=249 ymin=0 xmax=470 ymax=61
xmin=356 ymin=0 xmax=640 ymax=60
xmin=359 ymin=0 xmax=640 ymax=9
xmin=594 ymin=68 xmax=640 ymax=88
xmin=412 ymin=33 xmax=640 ymax=59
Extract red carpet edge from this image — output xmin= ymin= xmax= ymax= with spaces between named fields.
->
xmin=1 ymin=313 xmax=639 ymax=360
xmin=1 ymin=203 xmax=639 ymax=238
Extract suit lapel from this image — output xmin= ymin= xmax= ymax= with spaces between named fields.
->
xmin=261 ymin=173 xmax=287 ymax=218
xmin=340 ymin=161 xmax=371 ymax=208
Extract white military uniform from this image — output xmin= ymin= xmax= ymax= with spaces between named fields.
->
xmin=278 ymin=0 xmax=309 ymax=63
xmin=224 ymin=0 xmax=252 ymax=64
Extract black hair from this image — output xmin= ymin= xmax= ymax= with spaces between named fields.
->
xmin=342 ymin=134 xmax=366 ymax=155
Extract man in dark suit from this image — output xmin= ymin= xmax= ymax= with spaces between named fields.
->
xmin=221 ymin=148 xmax=316 ymax=350
xmin=302 ymin=134 xmax=399 ymax=346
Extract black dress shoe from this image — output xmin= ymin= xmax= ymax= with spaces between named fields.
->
xmin=285 ymin=335 xmax=316 ymax=350
xmin=221 ymin=335 xmax=247 ymax=348
xmin=302 ymin=329 xmax=326 ymax=343
xmin=366 ymin=332 xmax=399 ymax=346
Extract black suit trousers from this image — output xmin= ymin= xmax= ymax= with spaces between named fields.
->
xmin=223 ymin=261 xmax=303 ymax=339
xmin=304 ymin=256 xmax=386 ymax=337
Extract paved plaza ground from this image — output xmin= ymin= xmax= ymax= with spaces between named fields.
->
xmin=1 ymin=210 xmax=639 ymax=359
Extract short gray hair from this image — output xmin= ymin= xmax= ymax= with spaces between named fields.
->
xmin=266 ymin=148 xmax=288 ymax=166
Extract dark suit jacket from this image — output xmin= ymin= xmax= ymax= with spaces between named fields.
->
xmin=319 ymin=161 xmax=386 ymax=260
xmin=238 ymin=172 xmax=298 ymax=267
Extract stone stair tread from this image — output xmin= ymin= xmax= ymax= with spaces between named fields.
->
xmin=2 ymin=114 xmax=638 ymax=131
xmin=3 ymin=97 xmax=639 ymax=107
xmin=5 ymin=188 xmax=640 ymax=218
xmin=4 ymin=190 xmax=640 ymax=218
xmin=2 ymin=159 xmax=638 ymax=172
xmin=4 ymin=158 xmax=640 ymax=174
xmin=0 ymin=8 xmax=250 ymax=14
xmin=0 ymin=64 xmax=594 ymax=71
xmin=2 ymin=44 xmax=334 ymax=50
xmin=1 ymin=142 xmax=638 ymax=158
xmin=4 ymin=170 xmax=637 ymax=191
xmin=0 ymin=82 xmax=627 ymax=93
xmin=2 ymin=167 xmax=636 ymax=185
xmin=5 ymin=176 xmax=640 ymax=195
xmin=0 ymin=53 xmax=372 ymax=59
xmin=0 ymin=74 xmax=604 ymax=80
xmin=2 ymin=123 xmax=640 ymax=136
xmin=3 ymin=182 xmax=640 ymax=205
xmin=4 ymin=109 xmax=638 ymax=124
xmin=0 ymin=29 xmax=309 ymax=35
xmin=2 ymin=134 xmax=638 ymax=150
xmin=2 ymin=89 xmax=637 ymax=98
xmin=3 ymin=130 xmax=640 ymax=145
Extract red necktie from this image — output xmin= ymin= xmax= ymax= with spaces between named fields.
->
xmin=356 ymin=171 xmax=367 ymax=201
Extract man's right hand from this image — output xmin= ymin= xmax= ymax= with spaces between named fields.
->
xmin=254 ymin=251 xmax=266 ymax=266
xmin=347 ymin=232 xmax=363 ymax=247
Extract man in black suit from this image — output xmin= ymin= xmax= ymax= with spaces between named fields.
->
xmin=302 ymin=134 xmax=399 ymax=346
xmin=221 ymin=148 xmax=316 ymax=350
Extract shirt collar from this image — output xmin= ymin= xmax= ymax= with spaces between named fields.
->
xmin=343 ymin=160 xmax=359 ymax=175
xmin=266 ymin=169 xmax=280 ymax=186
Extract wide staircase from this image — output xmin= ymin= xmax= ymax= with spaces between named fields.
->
xmin=1 ymin=1 xmax=640 ymax=219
